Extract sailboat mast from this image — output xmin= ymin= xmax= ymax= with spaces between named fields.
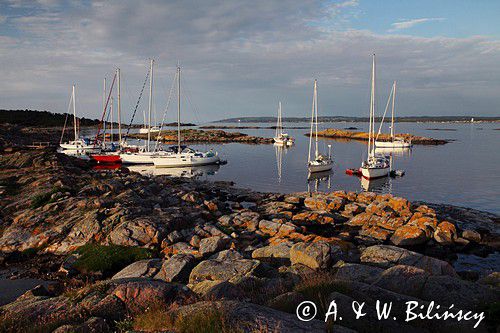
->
xmin=72 ymin=85 xmax=77 ymax=141
xmin=117 ymin=68 xmax=122 ymax=143
xmin=391 ymin=81 xmax=396 ymax=139
xmin=314 ymin=80 xmax=319 ymax=159
xmin=369 ymin=54 xmax=376 ymax=157
xmin=307 ymin=81 xmax=315 ymax=164
xmin=110 ymin=97 xmax=114 ymax=142
xmin=177 ymin=65 xmax=181 ymax=153
xmin=103 ymin=78 xmax=106 ymax=143
xmin=148 ymin=59 xmax=153 ymax=152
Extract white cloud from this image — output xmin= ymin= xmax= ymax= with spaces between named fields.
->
xmin=0 ymin=1 xmax=498 ymax=120
xmin=390 ymin=17 xmax=445 ymax=31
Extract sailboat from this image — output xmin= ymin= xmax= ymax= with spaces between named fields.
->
xmin=273 ymin=101 xmax=294 ymax=146
xmin=374 ymin=81 xmax=412 ymax=148
xmin=307 ymin=79 xmax=333 ymax=173
xmin=90 ymin=70 xmax=122 ymax=164
xmin=152 ymin=65 xmax=220 ymax=168
xmin=360 ymin=54 xmax=390 ymax=179
xmin=120 ymin=60 xmax=165 ymax=164
xmin=59 ymin=85 xmax=98 ymax=154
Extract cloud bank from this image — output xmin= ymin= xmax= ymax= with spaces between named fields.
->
xmin=0 ymin=1 xmax=499 ymax=122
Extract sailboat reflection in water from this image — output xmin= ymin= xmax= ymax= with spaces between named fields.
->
xmin=307 ymin=170 xmax=332 ymax=193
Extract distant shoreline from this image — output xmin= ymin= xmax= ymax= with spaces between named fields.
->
xmin=214 ymin=116 xmax=500 ymax=124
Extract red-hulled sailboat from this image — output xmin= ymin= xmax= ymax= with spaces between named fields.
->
xmin=90 ymin=70 xmax=122 ymax=164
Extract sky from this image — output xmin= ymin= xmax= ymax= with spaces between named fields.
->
xmin=0 ymin=0 xmax=499 ymax=123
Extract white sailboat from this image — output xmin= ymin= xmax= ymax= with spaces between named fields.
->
xmin=307 ymin=79 xmax=333 ymax=173
xmin=120 ymin=60 xmax=164 ymax=164
xmin=375 ymin=81 xmax=412 ymax=148
xmin=361 ymin=54 xmax=390 ymax=179
xmin=273 ymin=101 xmax=294 ymax=146
xmin=59 ymin=85 xmax=98 ymax=153
xmin=152 ymin=64 xmax=220 ymax=168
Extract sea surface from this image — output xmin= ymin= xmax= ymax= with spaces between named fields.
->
xmin=91 ymin=121 xmax=500 ymax=214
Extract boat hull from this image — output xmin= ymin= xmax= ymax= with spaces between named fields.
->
xmin=375 ymin=140 xmax=412 ymax=148
xmin=360 ymin=166 xmax=389 ymax=179
xmin=120 ymin=153 xmax=155 ymax=164
xmin=153 ymin=155 xmax=220 ymax=168
xmin=91 ymin=154 xmax=122 ymax=164
xmin=308 ymin=162 xmax=333 ymax=173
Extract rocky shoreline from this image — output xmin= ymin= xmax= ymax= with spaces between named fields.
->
xmin=0 ymin=149 xmax=498 ymax=332
xmin=307 ymin=128 xmax=450 ymax=145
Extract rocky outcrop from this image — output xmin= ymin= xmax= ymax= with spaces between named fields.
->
xmin=1 ymin=149 xmax=499 ymax=333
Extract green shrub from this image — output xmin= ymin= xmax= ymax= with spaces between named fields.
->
xmin=72 ymin=244 xmax=153 ymax=276
xmin=176 ymin=306 xmax=233 ymax=333
xmin=294 ymin=273 xmax=351 ymax=317
xmin=30 ymin=186 xmax=62 ymax=209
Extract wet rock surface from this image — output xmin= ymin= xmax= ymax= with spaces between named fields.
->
xmin=0 ymin=149 xmax=498 ymax=332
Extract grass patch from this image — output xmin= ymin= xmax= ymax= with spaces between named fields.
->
xmin=131 ymin=303 xmax=236 ymax=333
xmin=132 ymin=307 xmax=174 ymax=332
xmin=175 ymin=306 xmax=233 ymax=333
xmin=30 ymin=187 xmax=59 ymax=209
xmin=294 ymin=272 xmax=351 ymax=317
xmin=72 ymin=244 xmax=153 ymax=276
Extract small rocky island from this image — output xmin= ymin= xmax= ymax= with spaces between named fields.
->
xmin=306 ymin=128 xmax=450 ymax=145
xmin=128 ymin=128 xmax=273 ymax=144
xmin=0 ymin=149 xmax=498 ymax=332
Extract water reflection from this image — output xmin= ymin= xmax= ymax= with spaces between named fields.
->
xmin=374 ymin=147 xmax=412 ymax=157
xmin=126 ymin=164 xmax=220 ymax=179
xmin=360 ymin=176 xmax=392 ymax=193
xmin=307 ymin=170 xmax=332 ymax=192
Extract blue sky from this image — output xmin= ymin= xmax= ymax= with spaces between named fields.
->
xmin=0 ymin=0 xmax=499 ymax=121
xmin=348 ymin=0 xmax=500 ymax=38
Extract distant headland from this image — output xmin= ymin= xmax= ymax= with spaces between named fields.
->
xmin=214 ymin=115 xmax=500 ymax=123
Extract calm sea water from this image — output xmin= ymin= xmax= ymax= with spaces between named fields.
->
xmin=91 ymin=122 xmax=500 ymax=214
xmin=184 ymin=121 xmax=500 ymax=214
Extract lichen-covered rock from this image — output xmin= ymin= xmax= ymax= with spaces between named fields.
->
xmin=252 ymin=242 xmax=292 ymax=265
xmin=112 ymin=259 xmax=163 ymax=280
xmin=333 ymin=262 xmax=384 ymax=283
xmin=290 ymin=241 xmax=338 ymax=270
xmin=190 ymin=280 xmax=244 ymax=300
xmin=360 ymin=245 xmax=457 ymax=277
xmin=198 ymin=236 xmax=227 ymax=256
xmin=390 ymin=225 xmax=428 ymax=246
xmin=189 ymin=259 xmax=265 ymax=284
xmin=433 ymin=221 xmax=457 ymax=245
xmin=155 ymin=254 xmax=197 ymax=283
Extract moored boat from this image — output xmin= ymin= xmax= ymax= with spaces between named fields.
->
xmin=273 ymin=101 xmax=294 ymax=146
xmin=374 ymin=81 xmax=412 ymax=148
xmin=307 ymin=79 xmax=333 ymax=173
xmin=151 ymin=64 xmax=220 ymax=168
xmin=360 ymin=54 xmax=389 ymax=179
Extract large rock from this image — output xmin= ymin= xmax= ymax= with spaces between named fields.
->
xmin=190 ymin=280 xmax=244 ymax=300
xmin=333 ymin=262 xmax=384 ymax=284
xmin=360 ymin=245 xmax=457 ymax=277
xmin=372 ymin=265 xmax=429 ymax=298
xmin=290 ymin=241 xmax=340 ymax=270
xmin=108 ymin=218 xmax=165 ymax=247
xmin=170 ymin=300 xmax=337 ymax=333
xmin=390 ymin=225 xmax=428 ymax=246
xmin=110 ymin=279 xmax=194 ymax=314
xmin=433 ymin=221 xmax=457 ymax=245
xmin=154 ymin=254 xmax=197 ymax=283
xmin=112 ymin=259 xmax=163 ymax=280
xmin=198 ymin=236 xmax=227 ymax=256
xmin=252 ymin=242 xmax=292 ymax=265
xmin=189 ymin=259 xmax=266 ymax=284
